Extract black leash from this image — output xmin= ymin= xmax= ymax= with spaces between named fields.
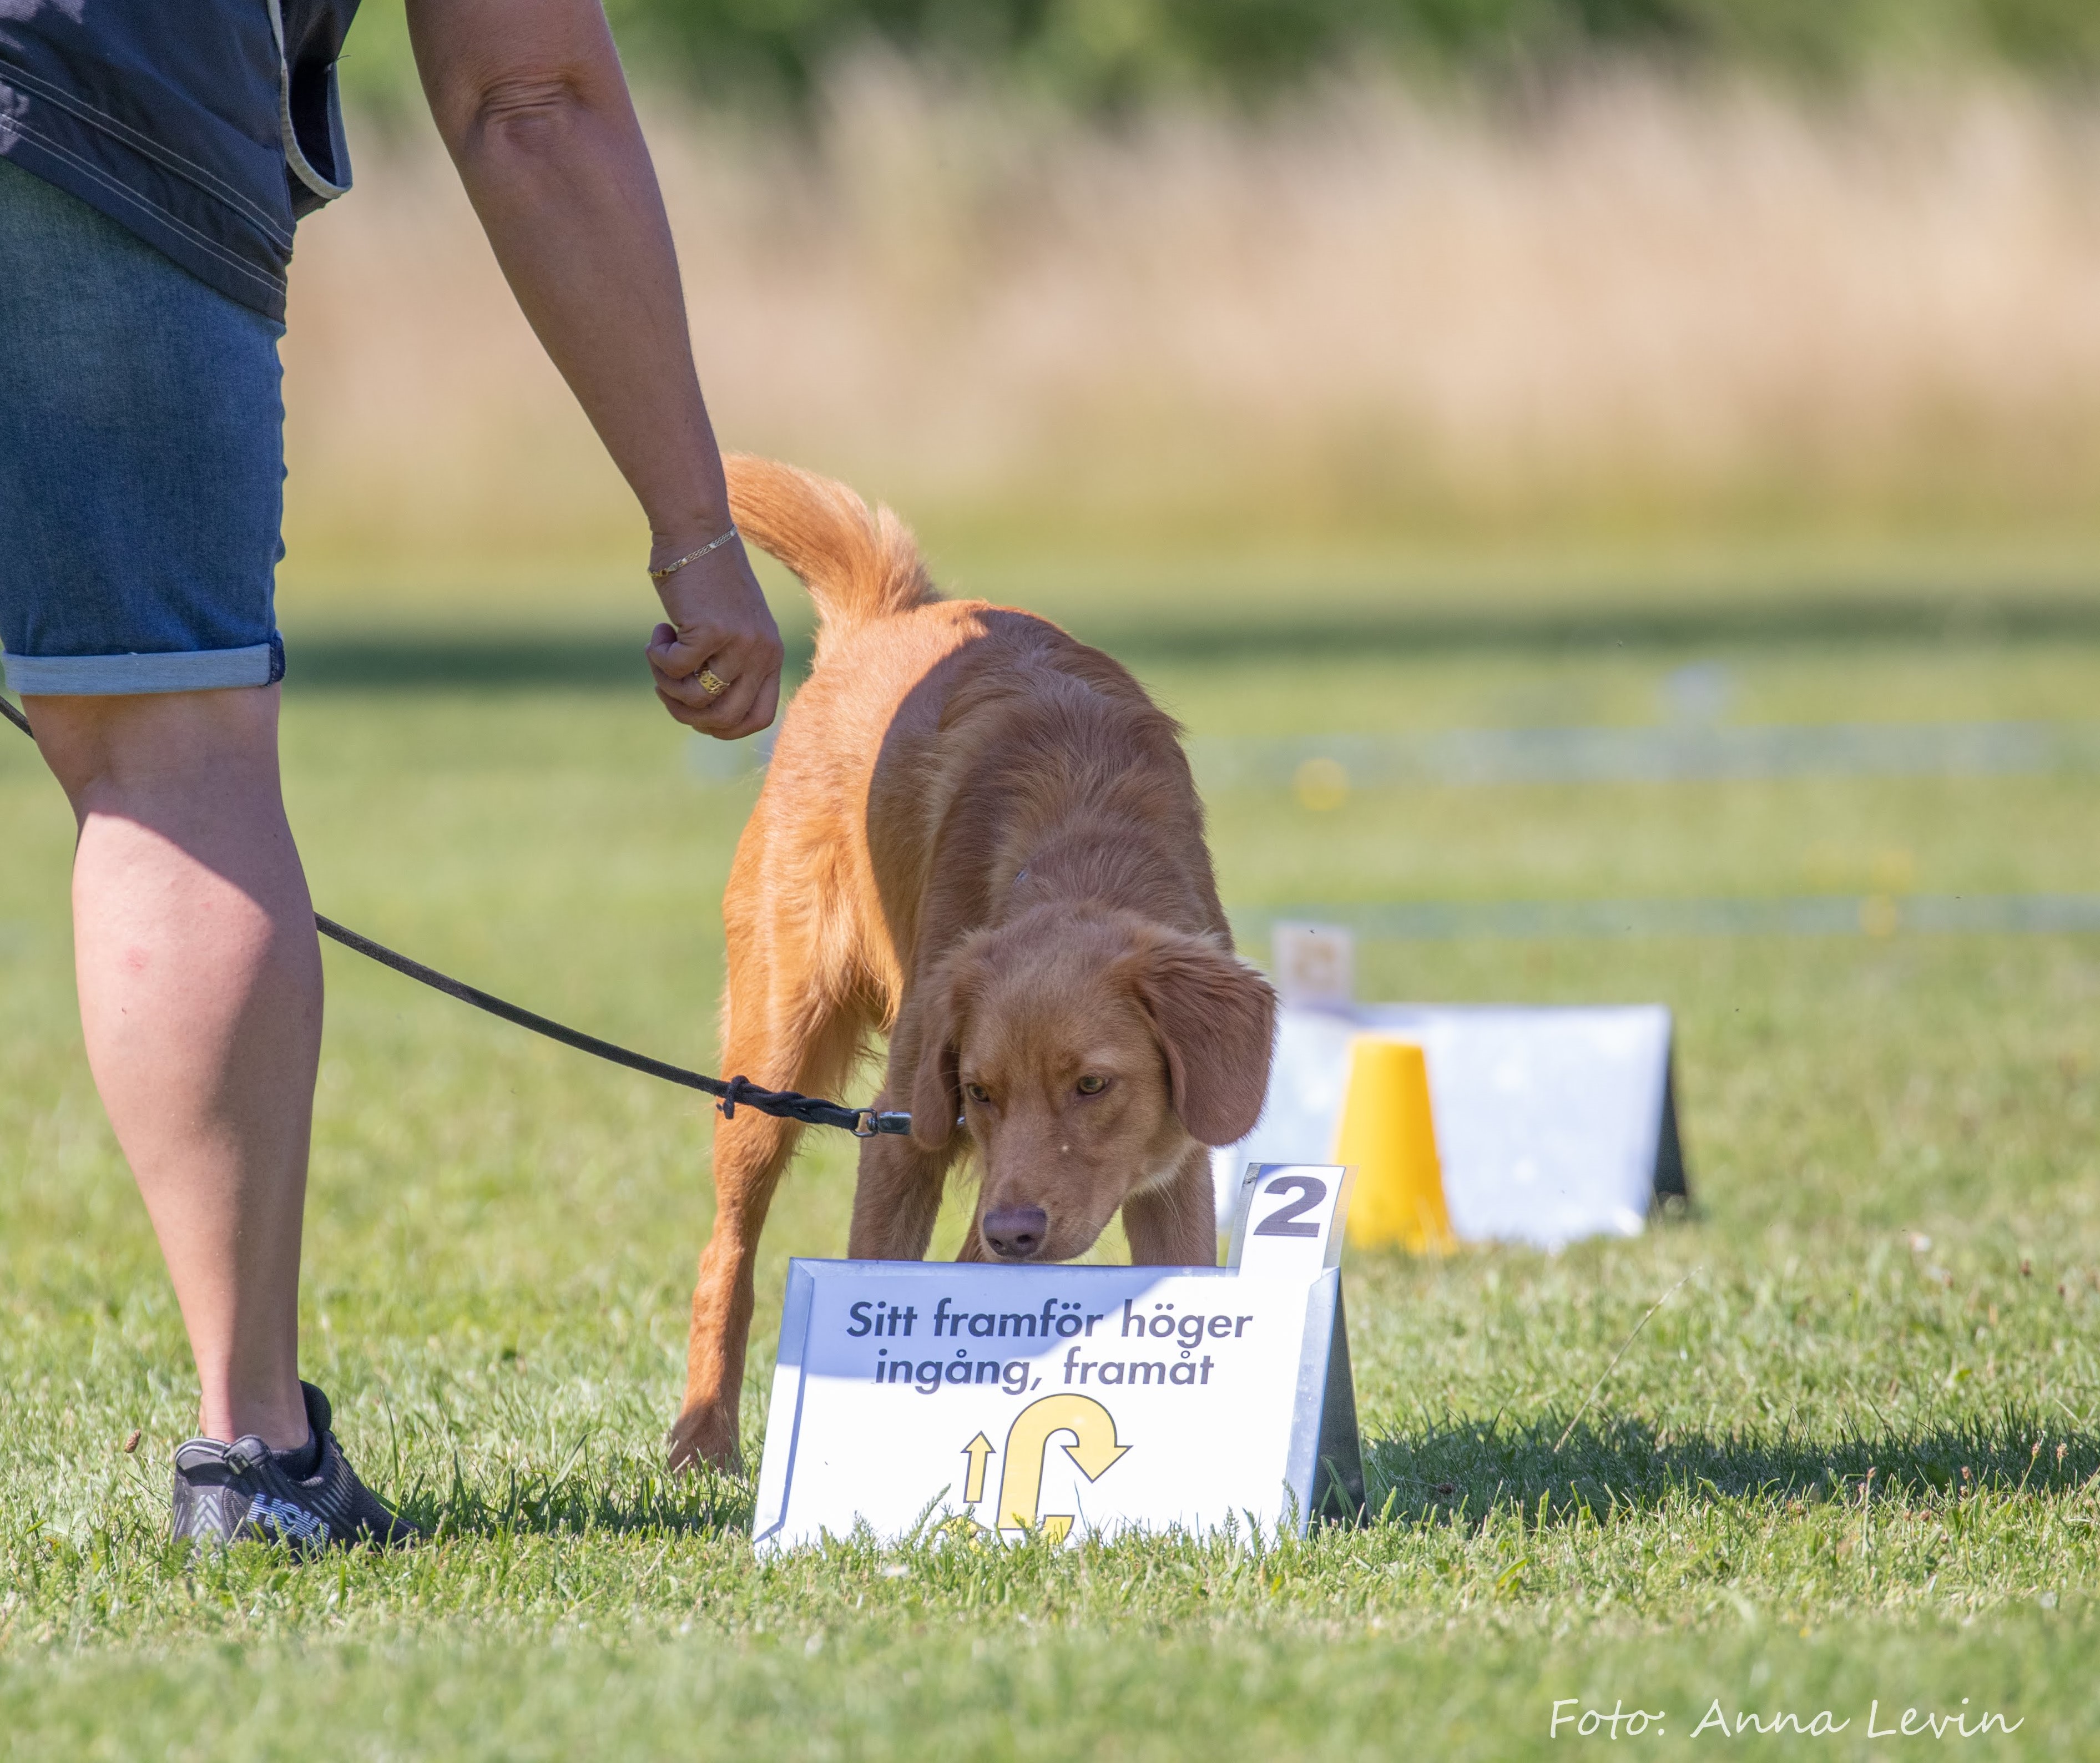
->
xmin=0 ymin=693 xmax=908 ymax=1138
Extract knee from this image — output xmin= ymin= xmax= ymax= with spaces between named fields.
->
xmin=26 ymin=686 xmax=280 ymax=812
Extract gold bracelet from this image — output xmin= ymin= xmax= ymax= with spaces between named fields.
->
xmin=649 ymin=525 xmax=741 ymax=585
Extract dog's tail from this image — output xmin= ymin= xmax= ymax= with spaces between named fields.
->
xmin=724 ymin=454 xmax=936 ymax=636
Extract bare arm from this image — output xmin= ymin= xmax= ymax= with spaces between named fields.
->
xmin=406 ymin=0 xmax=780 ymax=737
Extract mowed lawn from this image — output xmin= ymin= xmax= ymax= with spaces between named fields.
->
xmin=3 ymin=627 xmax=2099 ymax=1759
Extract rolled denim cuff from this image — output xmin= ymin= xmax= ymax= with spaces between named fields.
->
xmin=1 ymin=635 xmax=284 ymax=696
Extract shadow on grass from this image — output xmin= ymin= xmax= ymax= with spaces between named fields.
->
xmin=1092 ymin=594 xmax=2100 ymax=662
xmin=1364 ymin=1408 xmax=2100 ymax=1529
xmin=390 ymin=1410 xmax=2096 ymax=1544
xmin=284 ymin=633 xmax=674 ymax=692
xmin=276 ymin=592 xmax=2100 ymax=695
xmin=398 ymin=1454 xmax=756 ymax=1542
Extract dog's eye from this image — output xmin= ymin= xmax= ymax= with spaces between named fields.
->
xmin=965 ymin=1083 xmax=991 ymax=1103
xmin=1076 ymin=1074 xmax=1107 ymax=1095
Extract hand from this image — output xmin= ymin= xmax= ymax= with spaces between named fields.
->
xmin=645 ymin=536 xmax=783 ymax=739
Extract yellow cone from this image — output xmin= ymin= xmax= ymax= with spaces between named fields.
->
xmin=1337 ymin=1038 xmax=1457 ymax=1254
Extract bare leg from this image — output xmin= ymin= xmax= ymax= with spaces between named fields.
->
xmin=29 ymin=686 xmax=318 ymax=1451
xmin=1120 ymin=1145 xmax=1217 ymax=1267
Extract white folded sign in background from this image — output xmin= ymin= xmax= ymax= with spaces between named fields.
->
xmin=1214 ymin=1003 xmax=1685 ymax=1250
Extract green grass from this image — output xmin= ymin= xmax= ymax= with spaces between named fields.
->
xmin=4 ymin=633 xmax=2099 ymax=1759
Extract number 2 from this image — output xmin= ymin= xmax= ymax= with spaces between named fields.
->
xmin=1253 ymin=1174 xmax=1328 ymax=1238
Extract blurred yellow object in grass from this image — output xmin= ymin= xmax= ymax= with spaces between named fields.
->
xmin=1339 ymin=1039 xmax=1457 ymax=1255
xmin=1293 ymin=756 xmax=1350 ymax=812
xmin=1860 ymin=893 xmax=1902 ymax=938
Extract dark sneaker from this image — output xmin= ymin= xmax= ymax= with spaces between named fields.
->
xmin=171 ymin=1381 xmax=422 ymax=1550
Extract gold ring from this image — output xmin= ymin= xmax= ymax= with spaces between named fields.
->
xmin=696 ymin=668 xmax=728 ymax=698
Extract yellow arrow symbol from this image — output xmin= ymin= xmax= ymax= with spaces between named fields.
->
xmin=960 ymin=1432 xmax=994 ymax=1504
xmin=995 ymin=1394 xmax=1130 ymax=1541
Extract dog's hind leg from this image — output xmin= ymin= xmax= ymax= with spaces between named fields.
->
xmin=670 ymin=1001 xmax=863 ymax=1474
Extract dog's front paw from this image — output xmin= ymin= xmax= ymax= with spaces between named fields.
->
xmin=667 ymin=1400 xmax=744 ymax=1476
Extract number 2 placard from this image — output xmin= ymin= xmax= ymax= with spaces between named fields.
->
xmin=1226 ymin=1162 xmax=1355 ymax=1277
xmin=750 ymin=1164 xmax=1364 ymax=1549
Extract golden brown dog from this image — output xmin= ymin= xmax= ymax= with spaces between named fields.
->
xmin=669 ymin=457 xmax=1276 ymax=1472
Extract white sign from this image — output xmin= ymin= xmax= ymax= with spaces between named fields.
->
xmin=751 ymin=1165 xmax=1361 ymax=1550
xmin=1214 ymin=1003 xmax=1684 ymax=1249
xmin=1270 ymin=922 xmax=1355 ymax=1010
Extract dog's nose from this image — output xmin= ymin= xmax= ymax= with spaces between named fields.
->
xmin=982 ymin=1205 xmax=1049 ymax=1260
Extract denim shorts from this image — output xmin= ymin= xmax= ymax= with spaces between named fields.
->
xmin=0 ymin=154 xmax=286 ymax=696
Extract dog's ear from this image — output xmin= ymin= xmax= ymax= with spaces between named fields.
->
xmin=1125 ymin=932 xmax=1277 ymax=1145
xmin=903 ymin=947 xmax=980 ymax=1152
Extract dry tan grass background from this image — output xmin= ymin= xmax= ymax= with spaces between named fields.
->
xmin=280 ymin=71 xmax=2100 ymax=619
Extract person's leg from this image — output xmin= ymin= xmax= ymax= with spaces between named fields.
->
xmin=2 ymin=160 xmax=410 ymax=1542
xmin=29 ymin=684 xmax=319 ymax=1452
